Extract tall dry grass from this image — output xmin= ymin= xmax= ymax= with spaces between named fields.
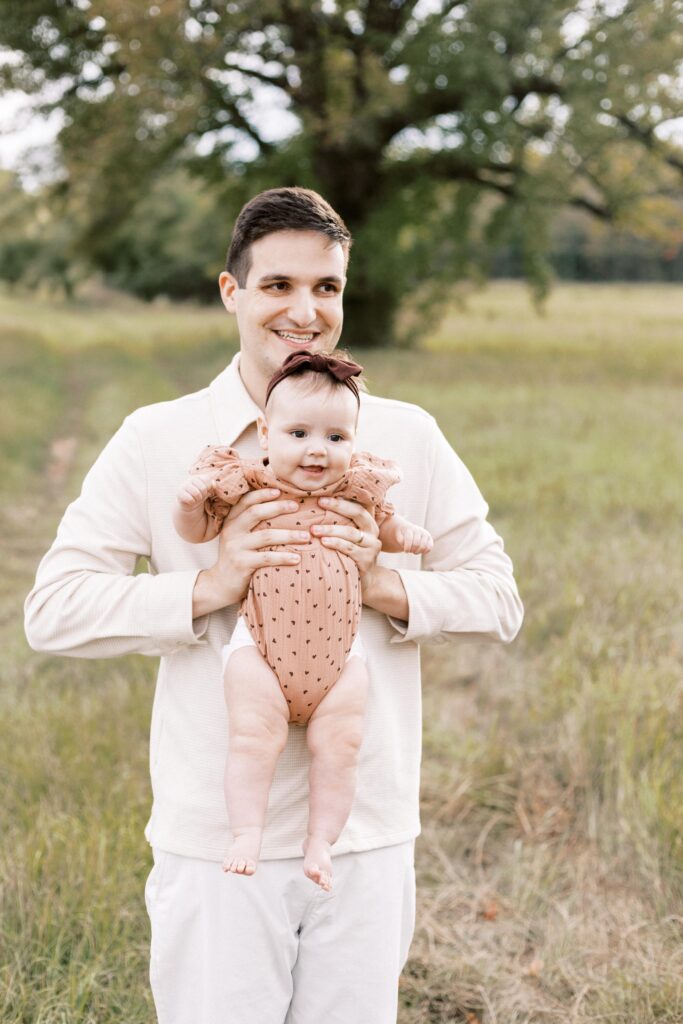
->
xmin=1 ymin=281 xmax=682 ymax=1022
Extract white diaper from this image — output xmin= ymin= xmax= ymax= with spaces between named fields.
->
xmin=221 ymin=617 xmax=366 ymax=673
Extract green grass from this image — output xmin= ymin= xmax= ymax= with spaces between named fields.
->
xmin=1 ymin=281 xmax=682 ymax=1023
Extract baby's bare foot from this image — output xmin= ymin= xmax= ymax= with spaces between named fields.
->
xmin=303 ymin=834 xmax=333 ymax=891
xmin=222 ymin=827 xmax=263 ymax=876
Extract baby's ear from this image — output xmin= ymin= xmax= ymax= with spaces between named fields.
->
xmin=256 ymin=416 xmax=269 ymax=450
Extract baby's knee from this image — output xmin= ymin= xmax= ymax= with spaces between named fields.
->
xmin=230 ymin=726 xmax=288 ymax=761
xmin=230 ymin=708 xmax=289 ymax=754
xmin=308 ymin=714 xmax=364 ymax=761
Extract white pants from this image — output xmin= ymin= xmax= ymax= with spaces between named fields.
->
xmin=145 ymin=841 xmax=416 ymax=1024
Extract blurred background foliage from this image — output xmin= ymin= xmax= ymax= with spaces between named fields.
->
xmin=1 ymin=0 xmax=682 ymax=346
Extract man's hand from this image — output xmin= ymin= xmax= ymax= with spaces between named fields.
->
xmin=311 ymin=496 xmax=409 ymax=620
xmin=192 ymin=489 xmax=311 ymax=618
xmin=311 ymin=496 xmax=381 ymax=575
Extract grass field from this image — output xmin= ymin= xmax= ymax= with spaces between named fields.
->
xmin=1 ymin=281 xmax=682 ymax=1022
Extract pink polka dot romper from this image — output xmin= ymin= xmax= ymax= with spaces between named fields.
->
xmin=191 ymin=446 xmax=401 ymax=725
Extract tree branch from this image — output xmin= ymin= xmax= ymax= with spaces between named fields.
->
xmin=200 ymin=75 xmax=276 ymax=155
xmin=221 ymin=60 xmax=291 ymax=94
xmin=383 ymin=146 xmax=615 ymax=223
xmin=614 ymin=113 xmax=683 ymax=176
xmin=568 ymin=195 xmax=611 ymax=220
xmin=383 ymin=148 xmax=517 ymax=193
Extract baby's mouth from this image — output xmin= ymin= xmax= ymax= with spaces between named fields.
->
xmin=301 ymin=465 xmax=325 ymax=474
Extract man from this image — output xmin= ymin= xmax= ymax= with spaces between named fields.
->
xmin=25 ymin=187 xmax=523 ymax=1023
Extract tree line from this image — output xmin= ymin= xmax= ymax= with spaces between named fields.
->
xmin=2 ymin=168 xmax=681 ymax=304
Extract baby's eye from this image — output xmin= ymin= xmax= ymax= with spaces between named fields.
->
xmin=329 ymin=433 xmax=344 ymax=443
xmin=291 ymin=429 xmax=306 ymax=438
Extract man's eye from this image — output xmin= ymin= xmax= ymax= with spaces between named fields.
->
xmin=318 ymin=283 xmax=339 ymax=294
xmin=267 ymin=282 xmax=289 ymax=292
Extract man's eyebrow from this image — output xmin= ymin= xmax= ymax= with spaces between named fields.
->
xmin=257 ymin=273 xmax=344 ymax=286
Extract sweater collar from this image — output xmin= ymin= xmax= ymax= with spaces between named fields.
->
xmin=209 ymin=352 xmax=262 ymax=446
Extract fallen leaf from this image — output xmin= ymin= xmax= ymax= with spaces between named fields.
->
xmin=481 ymin=898 xmax=499 ymax=921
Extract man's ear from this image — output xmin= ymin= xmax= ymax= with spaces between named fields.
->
xmin=257 ymin=416 xmax=269 ymax=451
xmin=219 ymin=271 xmax=239 ymax=313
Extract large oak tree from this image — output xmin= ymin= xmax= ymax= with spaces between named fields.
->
xmin=1 ymin=0 xmax=682 ymax=345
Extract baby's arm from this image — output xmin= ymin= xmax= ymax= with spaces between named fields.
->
xmin=173 ymin=474 xmax=222 ymax=543
xmin=378 ymin=513 xmax=433 ymax=555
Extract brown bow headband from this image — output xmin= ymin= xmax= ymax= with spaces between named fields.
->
xmin=265 ymin=350 xmax=363 ymax=405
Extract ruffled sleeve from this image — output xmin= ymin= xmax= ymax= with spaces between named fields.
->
xmin=339 ymin=452 xmax=402 ymax=526
xmin=190 ymin=445 xmax=250 ymax=523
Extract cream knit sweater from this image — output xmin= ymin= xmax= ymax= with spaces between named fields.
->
xmin=25 ymin=354 xmax=523 ymax=861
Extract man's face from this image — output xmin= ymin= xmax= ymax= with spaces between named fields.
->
xmin=258 ymin=379 xmax=358 ymax=491
xmin=219 ymin=230 xmax=346 ymax=404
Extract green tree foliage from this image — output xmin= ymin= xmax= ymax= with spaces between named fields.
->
xmin=1 ymin=0 xmax=682 ymax=344
xmin=0 ymin=173 xmax=41 ymax=286
xmin=0 ymin=170 xmax=85 ymax=296
xmin=96 ymin=168 xmax=229 ymax=300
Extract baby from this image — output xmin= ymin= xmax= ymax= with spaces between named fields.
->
xmin=173 ymin=350 xmax=432 ymax=890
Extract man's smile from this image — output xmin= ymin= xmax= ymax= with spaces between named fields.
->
xmin=272 ymin=329 xmax=319 ymax=347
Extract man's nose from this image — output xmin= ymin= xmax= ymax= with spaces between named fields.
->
xmin=287 ymin=289 xmax=316 ymax=326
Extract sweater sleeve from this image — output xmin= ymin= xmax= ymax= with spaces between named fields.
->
xmin=190 ymin=445 xmax=250 ymax=524
xmin=387 ymin=419 xmax=523 ymax=646
xmin=343 ymin=452 xmax=402 ymax=527
xmin=24 ymin=416 xmax=209 ymax=659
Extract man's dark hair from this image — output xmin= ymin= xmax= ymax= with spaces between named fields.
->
xmin=226 ymin=187 xmax=352 ymax=287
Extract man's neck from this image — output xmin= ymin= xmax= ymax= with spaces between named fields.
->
xmin=236 ymin=354 xmax=267 ymax=412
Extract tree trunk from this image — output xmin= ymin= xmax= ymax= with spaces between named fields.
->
xmin=341 ymin=282 xmax=399 ymax=349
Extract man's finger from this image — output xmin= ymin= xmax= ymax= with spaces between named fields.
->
xmin=318 ymin=496 xmax=377 ymax=532
xmin=310 ymin=523 xmax=371 ymax=544
xmin=243 ymin=499 xmax=300 ymax=528
xmin=227 ymin=488 xmax=282 ymax=516
xmin=249 ymin=549 xmax=301 ymax=568
xmin=248 ymin=529 xmax=310 ymax=548
xmin=224 ymin=492 xmax=298 ymax=527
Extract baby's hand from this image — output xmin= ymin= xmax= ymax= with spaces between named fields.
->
xmin=397 ymin=524 xmax=433 ymax=555
xmin=176 ymin=475 xmax=213 ymax=511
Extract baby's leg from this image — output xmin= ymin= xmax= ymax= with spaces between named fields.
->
xmin=223 ymin=646 xmax=290 ymax=875
xmin=304 ymin=655 xmax=369 ymax=891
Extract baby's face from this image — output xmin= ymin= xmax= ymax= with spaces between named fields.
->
xmin=259 ymin=380 xmax=358 ymax=491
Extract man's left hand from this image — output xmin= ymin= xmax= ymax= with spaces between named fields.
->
xmin=313 ymin=495 xmax=409 ymax=620
xmin=311 ymin=496 xmax=381 ymax=575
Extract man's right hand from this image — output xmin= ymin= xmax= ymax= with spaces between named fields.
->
xmin=191 ymin=488 xmax=310 ymax=618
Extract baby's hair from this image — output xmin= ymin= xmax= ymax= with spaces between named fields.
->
xmin=270 ymin=369 xmax=365 ymax=408
xmin=265 ymin=349 xmax=368 ymax=409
